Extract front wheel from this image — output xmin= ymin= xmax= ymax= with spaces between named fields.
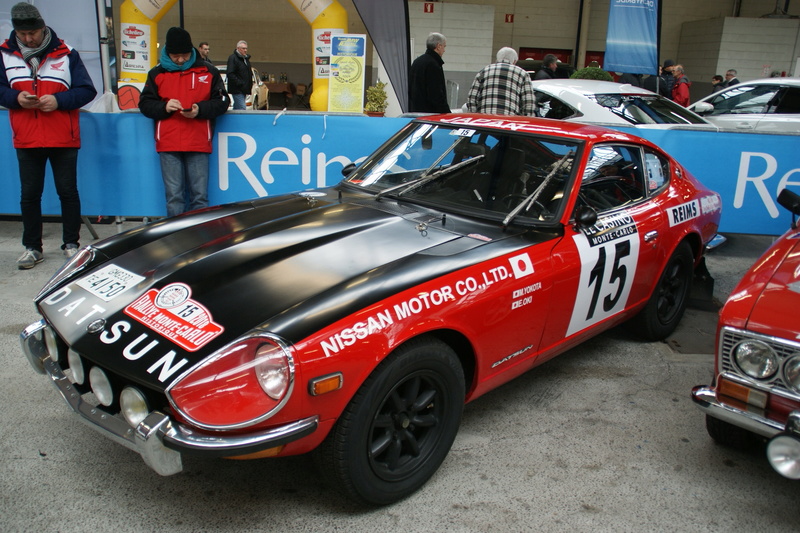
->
xmin=706 ymin=415 xmax=762 ymax=450
xmin=632 ymin=241 xmax=694 ymax=341
xmin=315 ymin=337 xmax=465 ymax=505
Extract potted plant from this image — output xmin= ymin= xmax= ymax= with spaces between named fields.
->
xmin=570 ymin=67 xmax=614 ymax=81
xmin=364 ymin=80 xmax=388 ymax=116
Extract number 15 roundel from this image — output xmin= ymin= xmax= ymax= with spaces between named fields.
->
xmin=567 ymin=214 xmax=640 ymax=336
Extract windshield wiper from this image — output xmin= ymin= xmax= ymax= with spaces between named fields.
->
xmin=503 ymin=151 xmax=573 ymax=227
xmin=375 ymin=154 xmax=485 ymax=200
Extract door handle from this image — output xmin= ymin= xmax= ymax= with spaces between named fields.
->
xmin=644 ymin=230 xmax=658 ymax=242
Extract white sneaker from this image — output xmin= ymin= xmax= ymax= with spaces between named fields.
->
xmin=64 ymin=244 xmax=79 ymax=258
xmin=17 ymin=249 xmax=44 ymax=270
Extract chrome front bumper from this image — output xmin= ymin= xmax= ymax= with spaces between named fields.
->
xmin=692 ymin=385 xmax=786 ymax=438
xmin=21 ymin=319 xmax=318 ymax=476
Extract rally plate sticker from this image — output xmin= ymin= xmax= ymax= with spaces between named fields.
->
xmin=76 ymin=264 xmax=145 ymax=301
xmin=124 ymin=283 xmax=223 ymax=352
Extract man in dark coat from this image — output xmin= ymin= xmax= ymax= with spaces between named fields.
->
xmin=533 ymin=54 xmax=558 ymax=80
xmin=409 ymin=32 xmax=450 ymax=113
xmin=226 ymin=40 xmax=252 ymax=110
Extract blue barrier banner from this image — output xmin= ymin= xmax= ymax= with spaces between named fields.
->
xmin=1 ymin=110 xmax=798 ymax=235
xmin=604 ymin=0 xmax=658 ymax=75
xmin=613 ymin=127 xmax=800 ymax=236
xmin=0 ymin=111 xmax=408 ymax=218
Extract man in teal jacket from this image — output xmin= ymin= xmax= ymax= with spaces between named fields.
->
xmin=139 ymin=27 xmax=229 ymax=217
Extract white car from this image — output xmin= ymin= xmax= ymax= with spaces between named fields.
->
xmin=689 ymin=78 xmax=800 ymax=133
xmin=531 ymin=79 xmax=713 ymax=129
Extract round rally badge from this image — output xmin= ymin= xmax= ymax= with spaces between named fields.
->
xmin=155 ymin=283 xmax=191 ymax=309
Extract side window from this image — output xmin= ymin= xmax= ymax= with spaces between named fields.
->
xmin=533 ymin=91 xmax=577 ymax=120
xmin=709 ymin=85 xmax=780 ymax=115
xmin=774 ymin=87 xmax=800 ymax=114
xmin=579 ymin=145 xmax=645 ymax=212
xmin=644 ymin=150 xmax=670 ymax=194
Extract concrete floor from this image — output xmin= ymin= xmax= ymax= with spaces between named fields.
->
xmin=1 ymin=219 xmax=798 ymax=532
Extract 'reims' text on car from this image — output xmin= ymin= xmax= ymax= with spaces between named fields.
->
xmin=21 ymin=114 xmax=721 ymax=505
xmin=693 ymin=188 xmax=800 ymax=480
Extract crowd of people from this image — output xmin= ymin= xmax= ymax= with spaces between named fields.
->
xmin=0 ymin=3 xmax=244 ymax=269
xmin=0 ymin=11 xmax=740 ymax=271
xmin=410 ymin=31 xmax=741 ymax=117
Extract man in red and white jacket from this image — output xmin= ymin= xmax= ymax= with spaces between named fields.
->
xmin=0 ymin=2 xmax=97 ymax=269
xmin=139 ymin=27 xmax=228 ymax=217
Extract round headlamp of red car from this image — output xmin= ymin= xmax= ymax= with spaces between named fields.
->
xmin=784 ymin=356 xmax=800 ymax=393
xmin=167 ymin=333 xmax=295 ymax=430
xmin=734 ymin=340 xmax=778 ymax=380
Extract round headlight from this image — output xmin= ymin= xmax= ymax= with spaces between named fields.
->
xmin=120 ymin=387 xmax=150 ymax=427
xmin=67 ymin=349 xmax=85 ymax=384
xmin=784 ymin=356 xmax=800 ymax=393
xmin=89 ymin=366 xmax=114 ymax=406
xmin=255 ymin=342 xmax=290 ymax=400
xmin=734 ymin=340 xmax=778 ymax=379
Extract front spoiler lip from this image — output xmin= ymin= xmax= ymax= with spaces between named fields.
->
xmin=21 ymin=319 xmax=318 ymax=476
xmin=691 ymin=384 xmax=786 ymax=438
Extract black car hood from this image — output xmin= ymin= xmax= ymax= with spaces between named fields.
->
xmin=39 ymin=189 xmax=557 ymax=390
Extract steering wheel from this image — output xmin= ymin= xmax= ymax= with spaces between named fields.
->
xmin=500 ymin=194 xmax=549 ymax=216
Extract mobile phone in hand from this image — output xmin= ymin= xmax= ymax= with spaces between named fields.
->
xmin=182 ymin=108 xmax=192 ymax=112
xmin=25 ymin=94 xmax=38 ymax=100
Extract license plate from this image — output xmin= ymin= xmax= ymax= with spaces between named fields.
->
xmin=76 ymin=264 xmax=146 ymax=302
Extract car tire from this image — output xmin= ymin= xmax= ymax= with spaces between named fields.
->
xmin=315 ymin=337 xmax=465 ymax=505
xmin=705 ymin=415 xmax=762 ymax=450
xmin=632 ymin=241 xmax=693 ymax=341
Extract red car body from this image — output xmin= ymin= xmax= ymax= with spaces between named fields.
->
xmin=22 ymin=115 xmax=721 ymax=504
xmin=693 ymin=189 xmax=800 ymax=479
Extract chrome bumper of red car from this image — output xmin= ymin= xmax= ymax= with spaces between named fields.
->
xmin=691 ymin=385 xmax=785 ymax=438
xmin=21 ymin=319 xmax=318 ymax=476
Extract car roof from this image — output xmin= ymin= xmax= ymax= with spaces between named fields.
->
xmin=531 ymin=78 xmax=657 ymax=96
xmin=417 ymin=113 xmax=658 ymax=145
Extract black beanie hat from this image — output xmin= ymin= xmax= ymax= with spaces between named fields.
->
xmin=11 ymin=2 xmax=46 ymax=31
xmin=165 ymin=27 xmax=193 ymax=55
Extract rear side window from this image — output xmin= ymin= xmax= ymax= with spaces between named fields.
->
xmin=708 ymin=85 xmax=780 ymax=115
xmin=774 ymin=87 xmax=800 ymax=114
xmin=533 ymin=91 xmax=578 ymax=120
xmin=644 ymin=151 xmax=669 ymax=194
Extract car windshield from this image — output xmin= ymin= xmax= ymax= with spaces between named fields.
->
xmin=589 ymin=94 xmax=707 ymax=124
xmin=343 ymin=121 xmax=580 ymax=224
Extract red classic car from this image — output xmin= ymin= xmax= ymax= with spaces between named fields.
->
xmin=22 ymin=115 xmax=721 ymax=504
xmin=693 ymin=188 xmax=800 ymax=479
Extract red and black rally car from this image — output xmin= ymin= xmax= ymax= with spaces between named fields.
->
xmin=22 ymin=115 xmax=721 ymax=504
xmin=693 ymin=189 xmax=800 ymax=479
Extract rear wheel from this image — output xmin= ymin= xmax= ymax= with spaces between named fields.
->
xmin=316 ymin=337 xmax=465 ymax=505
xmin=633 ymin=241 xmax=693 ymax=341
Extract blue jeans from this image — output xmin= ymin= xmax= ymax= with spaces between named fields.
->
xmin=232 ymin=93 xmax=246 ymax=110
xmin=158 ymin=152 xmax=209 ymax=217
xmin=17 ymin=147 xmax=81 ymax=252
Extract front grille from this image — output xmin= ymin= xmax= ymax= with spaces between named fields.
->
xmin=720 ymin=326 xmax=800 ymax=401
